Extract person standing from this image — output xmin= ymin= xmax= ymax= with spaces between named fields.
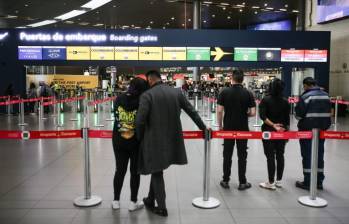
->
xmin=136 ymin=70 xmax=207 ymax=217
xmin=295 ymin=77 xmax=331 ymax=190
xmin=217 ymin=69 xmax=256 ymax=190
xmin=27 ymin=82 xmax=37 ymax=114
xmin=112 ymin=78 xmax=148 ymax=211
xmin=258 ymin=79 xmax=291 ymax=190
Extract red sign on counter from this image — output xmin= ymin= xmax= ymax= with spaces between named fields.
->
xmin=281 ymin=50 xmax=305 ymax=62
xmin=304 ymin=50 xmax=327 ymax=62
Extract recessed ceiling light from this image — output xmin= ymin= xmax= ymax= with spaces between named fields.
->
xmin=285 ymin=4 xmax=288 ymax=8
xmin=236 ymin=4 xmax=245 ymax=7
xmin=96 ymin=11 xmax=99 ymax=14
xmin=203 ymin=20 xmax=207 ymax=23
xmin=227 ymin=16 xmax=231 ymax=19
xmin=15 ymin=10 xmax=19 ymax=14
xmin=222 ymin=7 xmax=226 ymax=10
xmin=163 ymin=27 xmax=166 ymax=29
xmin=203 ymin=1 xmax=212 ymax=4
xmin=27 ymin=20 xmax=57 ymax=27
xmin=64 ymin=20 xmax=74 ymax=24
xmin=79 ymin=22 xmax=90 ymax=26
xmin=220 ymin=3 xmax=229 ymax=6
xmin=94 ymin=23 xmax=104 ymax=26
xmin=171 ymin=17 xmax=175 ymax=20
xmin=16 ymin=26 xmax=27 ymax=29
xmin=264 ymin=3 xmax=268 ymax=6
xmin=113 ymin=5 xmax=116 ymax=7
xmin=6 ymin=15 xmax=18 ymax=19
xmin=280 ymin=8 xmax=287 ymax=11
xmin=150 ymin=21 xmax=154 ymax=24
xmin=166 ymin=22 xmax=170 ymax=25
xmin=254 ymin=11 xmax=258 ymax=14
xmin=266 ymin=7 xmax=274 ymax=10
xmin=292 ymin=10 xmax=299 ymax=13
xmin=252 ymin=6 xmax=260 ymax=9
xmin=188 ymin=18 xmax=191 ymax=22
xmin=239 ymin=9 xmax=243 ymax=12
xmin=212 ymin=14 xmax=215 ymax=18
xmin=24 ymin=4 xmax=29 ymax=7
xmin=182 ymin=23 xmax=185 ymax=26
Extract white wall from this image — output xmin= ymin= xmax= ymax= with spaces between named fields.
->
xmin=305 ymin=0 xmax=349 ymax=98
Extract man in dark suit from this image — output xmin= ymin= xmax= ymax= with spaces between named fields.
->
xmin=136 ymin=70 xmax=207 ymax=217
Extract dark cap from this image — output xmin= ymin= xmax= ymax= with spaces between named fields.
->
xmin=303 ymin=77 xmax=317 ymax=86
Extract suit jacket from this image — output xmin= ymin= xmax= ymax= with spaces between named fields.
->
xmin=136 ymin=82 xmax=206 ymax=175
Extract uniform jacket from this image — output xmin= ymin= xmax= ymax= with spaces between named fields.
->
xmin=295 ymin=87 xmax=331 ymax=131
xmin=136 ymin=82 xmax=206 ymax=175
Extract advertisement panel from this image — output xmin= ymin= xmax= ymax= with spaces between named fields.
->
xmin=115 ymin=47 xmax=139 ymax=60
xmin=257 ymin=48 xmax=281 ymax=62
xmin=304 ymin=50 xmax=328 ymax=62
xmin=139 ymin=47 xmax=162 ymax=60
xmin=42 ymin=46 xmax=66 ymax=60
xmin=281 ymin=49 xmax=305 ymax=62
xmin=90 ymin=46 xmax=114 ymax=60
xmin=234 ymin=48 xmax=258 ymax=61
xmin=18 ymin=46 xmax=42 ymax=60
xmin=66 ymin=46 xmax=91 ymax=60
xmin=187 ymin=47 xmax=210 ymax=61
xmin=26 ymin=74 xmax=98 ymax=89
xmin=162 ymin=47 xmax=186 ymax=60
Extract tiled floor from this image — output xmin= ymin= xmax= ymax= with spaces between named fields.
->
xmin=1 ymin=103 xmax=349 ymax=224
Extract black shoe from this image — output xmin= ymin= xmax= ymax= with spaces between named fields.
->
xmin=295 ymin=181 xmax=310 ymax=190
xmin=238 ymin=182 xmax=251 ymax=191
xmin=143 ymin=197 xmax=155 ymax=210
xmin=151 ymin=207 xmax=168 ymax=217
xmin=220 ymin=180 xmax=230 ymax=189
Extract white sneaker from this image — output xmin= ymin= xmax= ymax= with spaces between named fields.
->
xmin=128 ymin=201 xmax=144 ymax=212
xmin=111 ymin=200 xmax=120 ymax=210
xmin=259 ymin=182 xmax=276 ymax=190
xmin=275 ymin=180 xmax=282 ymax=188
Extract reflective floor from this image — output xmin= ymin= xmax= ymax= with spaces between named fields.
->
xmin=1 ymin=103 xmax=349 ymax=224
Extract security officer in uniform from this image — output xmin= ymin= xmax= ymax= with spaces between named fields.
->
xmin=295 ymin=77 xmax=331 ymax=190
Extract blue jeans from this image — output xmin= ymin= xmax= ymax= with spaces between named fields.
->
xmin=299 ymin=138 xmax=325 ymax=186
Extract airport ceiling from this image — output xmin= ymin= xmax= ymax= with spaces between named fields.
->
xmin=0 ymin=0 xmax=303 ymax=29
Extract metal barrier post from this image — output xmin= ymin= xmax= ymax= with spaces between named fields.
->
xmin=194 ymin=95 xmax=198 ymax=111
xmin=56 ymin=102 xmax=64 ymax=127
xmin=105 ymin=100 xmax=114 ymax=121
xmin=253 ymin=102 xmax=262 ymax=127
xmin=192 ymin=129 xmax=220 ymax=208
xmin=18 ymin=102 xmax=28 ymax=126
xmin=334 ymin=96 xmax=339 ymax=125
xmin=40 ymin=98 xmax=47 ymax=120
xmin=6 ymin=96 xmax=11 ymax=116
xmin=94 ymin=103 xmax=104 ymax=127
xmin=205 ymin=97 xmax=213 ymax=121
xmin=70 ymin=100 xmax=78 ymax=121
xmin=298 ymin=129 xmax=327 ymax=208
xmin=74 ymin=121 xmax=102 ymax=207
xmin=52 ymin=98 xmax=57 ymax=117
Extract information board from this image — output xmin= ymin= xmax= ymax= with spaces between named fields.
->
xmin=304 ymin=50 xmax=327 ymax=62
xmin=66 ymin=46 xmax=91 ymax=60
xmin=18 ymin=46 xmax=42 ymax=60
xmin=90 ymin=46 xmax=114 ymax=60
xmin=42 ymin=46 xmax=66 ymax=60
xmin=115 ymin=47 xmax=139 ymax=60
xmin=234 ymin=48 xmax=258 ymax=61
xmin=162 ymin=47 xmax=186 ymax=61
xmin=187 ymin=47 xmax=210 ymax=61
xmin=139 ymin=47 xmax=162 ymax=60
xmin=281 ymin=49 xmax=305 ymax=62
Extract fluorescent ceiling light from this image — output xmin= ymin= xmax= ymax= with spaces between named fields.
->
xmin=279 ymin=8 xmax=287 ymax=11
xmin=94 ymin=23 xmax=104 ymax=26
xmin=252 ymin=6 xmax=260 ymax=9
xmin=292 ymin=10 xmax=299 ymax=13
xmin=64 ymin=20 xmax=75 ymax=24
xmin=220 ymin=3 xmax=229 ymax=6
xmin=81 ymin=0 xmax=112 ymax=10
xmin=236 ymin=4 xmax=245 ymax=7
xmin=266 ymin=7 xmax=274 ymax=10
xmin=79 ymin=22 xmax=89 ymax=25
xmin=55 ymin=10 xmax=86 ymax=20
xmin=6 ymin=15 xmax=18 ymax=19
xmin=203 ymin=1 xmax=212 ymax=3
xmin=28 ymin=20 xmax=57 ymax=27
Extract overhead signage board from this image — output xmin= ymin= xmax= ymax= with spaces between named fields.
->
xmin=139 ymin=47 xmax=163 ymax=60
xmin=234 ymin=48 xmax=258 ymax=61
xmin=18 ymin=46 xmax=42 ymax=60
xmin=90 ymin=46 xmax=114 ymax=60
xmin=281 ymin=49 xmax=305 ymax=62
xmin=257 ymin=48 xmax=281 ymax=62
xmin=66 ymin=46 xmax=91 ymax=60
xmin=42 ymin=46 xmax=66 ymax=60
xmin=115 ymin=46 xmax=139 ymax=60
xmin=210 ymin=47 xmax=234 ymax=61
xmin=187 ymin=47 xmax=210 ymax=61
xmin=304 ymin=50 xmax=327 ymax=62
xmin=162 ymin=47 xmax=186 ymax=61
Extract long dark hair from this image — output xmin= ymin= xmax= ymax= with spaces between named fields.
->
xmin=127 ymin=78 xmax=148 ymax=97
xmin=268 ymin=78 xmax=285 ymax=97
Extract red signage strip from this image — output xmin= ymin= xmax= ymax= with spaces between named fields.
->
xmin=28 ymin=130 xmax=81 ymax=139
xmin=320 ymin=131 xmax=349 ymax=140
xmin=0 ymin=131 xmax=22 ymax=139
xmin=338 ymin=100 xmax=349 ymax=105
xmin=182 ymin=131 xmax=204 ymax=139
xmin=264 ymin=131 xmax=312 ymax=140
xmin=89 ymin=130 xmax=113 ymax=138
xmin=43 ymin=96 xmax=85 ymax=106
xmin=212 ymin=131 xmax=262 ymax=139
xmin=88 ymin=96 xmax=116 ymax=106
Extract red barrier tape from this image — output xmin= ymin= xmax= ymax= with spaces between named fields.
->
xmin=0 ymin=131 xmax=22 ymax=139
xmin=211 ymin=131 xmax=312 ymax=140
xmin=88 ymin=96 xmax=116 ymax=106
xmin=89 ymin=130 xmax=113 ymax=138
xmin=182 ymin=131 xmax=204 ymax=139
xmin=28 ymin=130 xmax=82 ymax=139
xmin=212 ymin=131 xmax=262 ymax=139
xmin=320 ymin=131 xmax=349 ymax=139
xmin=0 ymin=99 xmax=22 ymax=106
xmin=0 ymin=95 xmax=20 ymax=100
xmin=288 ymin=97 xmax=299 ymax=104
xmin=43 ymin=96 xmax=85 ymax=106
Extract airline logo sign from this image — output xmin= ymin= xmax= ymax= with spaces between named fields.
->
xmin=90 ymin=46 xmax=114 ymax=60
xmin=42 ymin=46 xmax=66 ymax=60
xmin=304 ymin=50 xmax=327 ymax=62
xmin=257 ymin=48 xmax=281 ymax=62
xmin=281 ymin=49 xmax=305 ymax=62
xmin=162 ymin=47 xmax=186 ymax=60
xmin=115 ymin=47 xmax=139 ymax=60
xmin=66 ymin=46 xmax=91 ymax=60
xmin=187 ymin=47 xmax=210 ymax=61
xmin=139 ymin=47 xmax=162 ymax=60
xmin=18 ymin=46 xmax=42 ymax=60
xmin=234 ymin=48 xmax=258 ymax=61
xmin=210 ymin=47 xmax=234 ymax=61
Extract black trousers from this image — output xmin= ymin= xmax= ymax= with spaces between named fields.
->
xmin=262 ymin=140 xmax=286 ymax=183
xmin=148 ymin=171 xmax=166 ymax=209
xmin=223 ymin=139 xmax=248 ymax=184
xmin=112 ymin=138 xmax=140 ymax=202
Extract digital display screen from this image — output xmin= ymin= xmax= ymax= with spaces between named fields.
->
xmin=42 ymin=46 xmax=66 ymax=60
xmin=281 ymin=49 xmax=305 ymax=62
xmin=66 ymin=46 xmax=91 ymax=60
xmin=304 ymin=50 xmax=328 ymax=62
xmin=187 ymin=47 xmax=210 ymax=61
xmin=139 ymin=47 xmax=163 ymax=60
xmin=234 ymin=48 xmax=258 ymax=61
xmin=247 ymin=20 xmax=292 ymax=31
xmin=162 ymin=47 xmax=186 ymax=60
xmin=18 ymin=46 xmax=42 ymax=60
xmin=257 ymin=48 xmax=281 ymax=61
xmin=90 ymin=46 xmax=114 ymax=60
xmin=210 ymin=47 xmax=234 ymax=61
xmin=115 ymin=47 xmax=139 ymax=60
xmin=317 ymin=0 xmax=349 ymax=23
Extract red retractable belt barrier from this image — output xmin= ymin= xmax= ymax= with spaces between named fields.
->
xmin=288 ymin=97 xmax=300 ymax=104
xmin=89 ymin=130 xmax=113 ymax=138
xmin=320 ymin=131 xmax=349 ymax=140
xmin=182 ymin=131 xmax=204 ymax=139
xmin=0 ymin=99 xmax=22 ymax=106
xmin=43 ymin=96 xmax=85 ymax=106
xmin=88 ymin=96 xmax=116 ymax=106
xmin=337 ymin=100 xmax=349 ymax=105
xmin=0 ymin=131 xmax=22 ymax=139
xmin=211 ymin=131 xmax=312 ymax=140
xmin=28 ymin=130 xmax=82 ymax=139
xmin=212 ymin=131 xmax=262 ymax=139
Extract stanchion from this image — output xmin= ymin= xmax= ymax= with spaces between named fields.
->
xmin=192 ymin=129 xmax=220 ymax=209
xmin=74 ymin=118 xmax=102 ymax=207
xmin=205 ymin=97 xmax=213 ymax=121
xmin=194 ymin=95 xmax=199 ymax=111
xmin=298 ymin=129 xmax=328 ymax=208
xmin=70 ymin=100 xmax=78 ymax=121
xmin=18 ymin=102 xmax=28 ymax=126
xmin=333 ymin=96 xmax=339 ymax=126
xmin=105 ymin=100 xmax=114 ymax=121
xmin=52 ymin=98 xmax=57 ymax=117
xmin=94 ymin=103 xmax=104 ymax=127
xmin=6 ymin=96 xmax=12 ymax=116
xmin=56 ymin=102 xmax=64 ymax=128
xmin=40 ymin=98 xmax=47 ymax=120
xmin=253 ymin=102 xmax=262 ymax=127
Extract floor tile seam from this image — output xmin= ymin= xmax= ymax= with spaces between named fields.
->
xmin=214 ymin=181 xmax=237 ymax=224
xmin=174 ymin=165 xmax=182 ymax=224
